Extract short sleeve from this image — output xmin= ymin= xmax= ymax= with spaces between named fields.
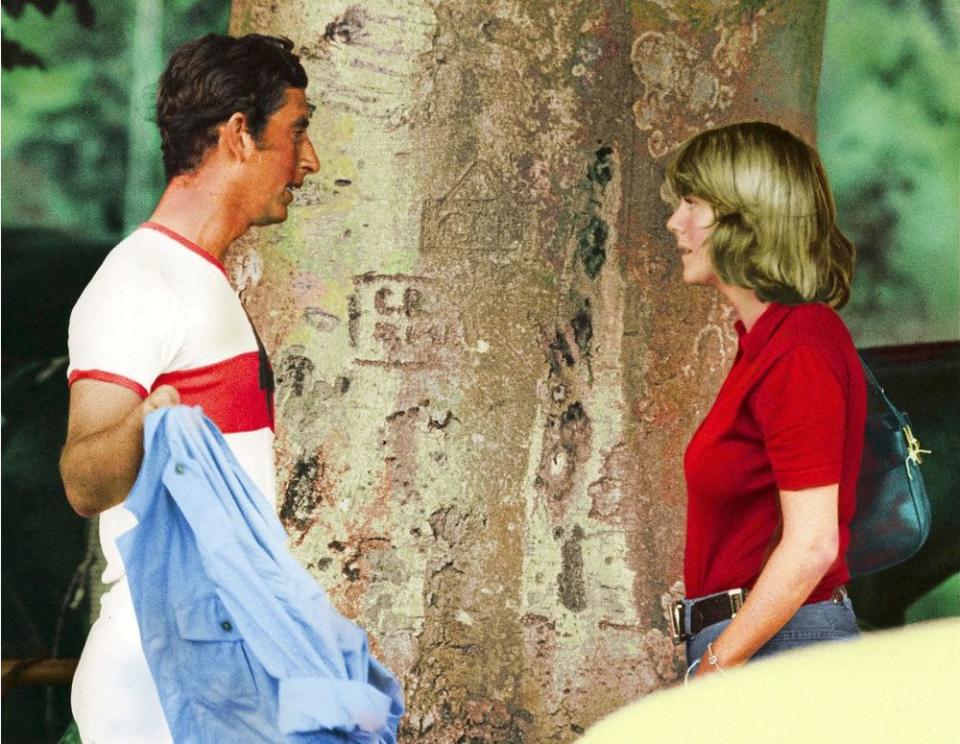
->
xmin=751 ymin=344 xmax=847 ymax=491
xmin=67 ymin=258 xmax=184 ymax=397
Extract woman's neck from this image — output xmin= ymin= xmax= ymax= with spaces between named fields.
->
xmin=718 ymin=283 xmax=770 ymax=332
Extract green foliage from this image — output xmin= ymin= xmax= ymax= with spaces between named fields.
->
xmin=56 ymin=720 xmax=82 ymax=744
xmin=1 ymin=0 xmax=229 ymax=238
xmin=906 ymin=572 xmax=960 ymax=623
xmin=1 ymin=0 xmax=96 ymax=70
xmin=820 ymin=0 xmax=960 ymax=345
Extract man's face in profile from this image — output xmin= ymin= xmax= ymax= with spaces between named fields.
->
xmin=244 ymin=88 xmax=319 ymax=227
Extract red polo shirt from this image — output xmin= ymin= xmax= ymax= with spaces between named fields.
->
xmin=683 ymin=302 xmax=866 ymax=604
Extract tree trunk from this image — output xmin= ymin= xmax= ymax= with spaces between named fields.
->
xmin=123 ymin=0 xmax=164 ymax=233
xmin=227 ymin=2 xmax=827 ymax=740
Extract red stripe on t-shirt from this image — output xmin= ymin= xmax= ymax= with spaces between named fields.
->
xmin=68 ymin=369 xmax=149 ymax=398
xmin=140 ymin=222 xmax=229 ymax=279
xmin=153 ymin=352 xmax=274 ymax=433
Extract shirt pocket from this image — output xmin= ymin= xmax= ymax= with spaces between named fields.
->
xmin=174 ymin=593 xmax=259 ymax=709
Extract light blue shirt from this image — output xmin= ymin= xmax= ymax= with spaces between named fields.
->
xmin=118 ymin=406 xmax=403 ymax=743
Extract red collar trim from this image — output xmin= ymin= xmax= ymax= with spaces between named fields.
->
xmin=141 ymin=221 xmax=228 ymax=279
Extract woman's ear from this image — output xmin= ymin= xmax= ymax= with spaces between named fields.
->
xmin=218 ymin=112 xmax=255 ymax=162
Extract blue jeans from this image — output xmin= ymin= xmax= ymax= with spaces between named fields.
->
xmin=685 ymin=591 xmax=860 ymax=675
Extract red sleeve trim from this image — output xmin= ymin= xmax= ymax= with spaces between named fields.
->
xmin=140 ymin=221 xmax=229 ymax=279
xmin=775 ymin=464 xmax=841 ymax=492
xmin=68 ymin=369 xmax=149 ymax=399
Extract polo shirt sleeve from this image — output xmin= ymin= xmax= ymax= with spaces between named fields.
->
xmin=67 ymin=262 xmax=185 ymax=398
xmin=752 ymin=344 xmax=846 ymax=491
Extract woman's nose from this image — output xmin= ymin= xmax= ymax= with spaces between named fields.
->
xmin=666 ymin=206 xmax=682 ymax=235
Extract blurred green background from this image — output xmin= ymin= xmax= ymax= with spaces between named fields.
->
xmin=1 ymin=0 xmax=957 ymax=742
xmin=819 ymin=0 xmax=960 ymax=346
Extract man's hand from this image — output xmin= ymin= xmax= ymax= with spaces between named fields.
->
xmin=60 ymin=380 xmax=180 ymax=517
xmin=143 ymin=385 xmax=180 ymax=417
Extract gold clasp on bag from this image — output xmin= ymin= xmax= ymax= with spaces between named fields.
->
xmin=903 ymin=425 xmax=931 ymax=477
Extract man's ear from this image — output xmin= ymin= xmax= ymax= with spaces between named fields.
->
xmin=219 ymin=112 xmax=256 ymax=162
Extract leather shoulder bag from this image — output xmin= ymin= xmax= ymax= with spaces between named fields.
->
xmin=847 ymin=356 xmax=932 ymax=577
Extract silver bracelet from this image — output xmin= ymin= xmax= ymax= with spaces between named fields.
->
xmin=706 ymin=642 xmax=726 ymax=673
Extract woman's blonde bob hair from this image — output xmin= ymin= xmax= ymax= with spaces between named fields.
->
xmin=663 ymin=121 xmax=854 ymax=308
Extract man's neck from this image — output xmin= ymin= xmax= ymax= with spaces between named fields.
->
xmin=148 ymin=172 xmax=250 ymax=262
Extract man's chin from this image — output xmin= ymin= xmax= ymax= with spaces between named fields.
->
xmin=251 ymin=208 xmax=288 ymax=228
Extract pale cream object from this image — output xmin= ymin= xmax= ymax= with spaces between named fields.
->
xmin=579 ymin=619 xmax=960 ymax=744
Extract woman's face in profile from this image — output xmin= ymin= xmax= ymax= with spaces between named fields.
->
xmin=666 ymin=194 xmax=718 ymax=287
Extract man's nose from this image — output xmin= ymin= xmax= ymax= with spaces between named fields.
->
xmin=300 ymin=136 xmax=320 ymax=175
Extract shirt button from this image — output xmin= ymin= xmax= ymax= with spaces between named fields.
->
xmin=221 ymin=620 xmax=232 ymax=632
xmin=175 ymin=463 xmax=186 ymax=475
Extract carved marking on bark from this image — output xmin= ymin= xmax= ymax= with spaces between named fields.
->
xmin=303 ymin=306 xmax=340 ymax=332
xmin=348 ymin=273 xmax=461 ymax=368
xmin=630 ymin=9 xmax=764 ymax=157
xmin=420 ymin=159 xmax=534 ymax=260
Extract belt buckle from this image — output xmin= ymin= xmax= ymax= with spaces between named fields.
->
xmin=670 ymin=599 xmax=687 ymax=644
xmin=727 ymin=588 xmax=745 ymax=616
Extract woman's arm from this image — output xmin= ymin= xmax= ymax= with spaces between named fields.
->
xmin=694 ymin=483 xmax=840 ymax=676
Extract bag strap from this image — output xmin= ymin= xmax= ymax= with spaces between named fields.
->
xmin=859 ymin=354 xmax=930 ymax=469
xmin=858 ymin=354 xmax=908 ymax=429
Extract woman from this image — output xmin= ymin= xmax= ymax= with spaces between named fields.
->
xmin=663 ymin=121 xmax=866 ymax=677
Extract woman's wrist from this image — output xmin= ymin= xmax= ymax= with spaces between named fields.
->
xmin=706 ymin=642 xmax=726 ymax=672
xmin=702 ymin=637 xmax=747 ymax=671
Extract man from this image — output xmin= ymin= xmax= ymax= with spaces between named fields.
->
xmin=60 ymin=33 xmax=319 ymax=742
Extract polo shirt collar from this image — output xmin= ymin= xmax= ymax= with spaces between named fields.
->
xmin=735 ymin=302 xmax=793 ymax=361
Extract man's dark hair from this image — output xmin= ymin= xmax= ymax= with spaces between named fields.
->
xmin=156 ymin=33 xmax=308 ymax=180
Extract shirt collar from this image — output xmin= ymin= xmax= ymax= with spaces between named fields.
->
xmin=141 ymin=221 xmax=229 ymax=279
xmin=735 ymin=302 xmax=794 ymax=361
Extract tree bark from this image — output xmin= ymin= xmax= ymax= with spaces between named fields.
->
xmin=227 ymin=2 xmax=827 ymax=740
xmin=123 ymin=0 xmax=164 ymax=233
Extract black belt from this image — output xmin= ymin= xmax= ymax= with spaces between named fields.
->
xmin=670 ymin=589 xmax=747 ymax=644
xmin=669 ymin=586 xmax=848 ymax=644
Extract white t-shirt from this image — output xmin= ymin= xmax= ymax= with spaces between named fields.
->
xmin=67 ymin=222 xmax=277 ymax=742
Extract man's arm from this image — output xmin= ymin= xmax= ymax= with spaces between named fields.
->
xmin=60 ymin=380 xmax=180 ymax=517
